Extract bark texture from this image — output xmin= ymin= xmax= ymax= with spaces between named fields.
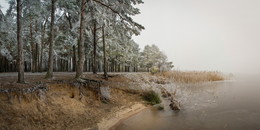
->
xmin=17 ymin=0 xmax=25 ymax=83
xmin=93 ymin=21 xmax=97 ymax=74
xmin=102 ymin=26 xmax=108 ymax=80
xmin=45 ymin=0 xmax=56 ymax=79
xmin=75 ymin=0 xmax=86 ymax=78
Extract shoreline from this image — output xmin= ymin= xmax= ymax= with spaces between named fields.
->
xmin=96 ymin=103 xmax=147 ymax=130
xmin=0 ymin=72 xmax=226 ymax=129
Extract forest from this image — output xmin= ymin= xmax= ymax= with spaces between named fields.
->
xmin=0 ymin=1 xmax=234 ymax=129
xmin=0 ymin=0 xmax=173 ymax=81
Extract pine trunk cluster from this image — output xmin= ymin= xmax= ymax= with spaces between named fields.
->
xmin=0 ymin=0 xmax=174 ymax=81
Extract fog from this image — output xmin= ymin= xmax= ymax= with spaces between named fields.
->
xmin=133 ymin=0 xmax=260 ymax=74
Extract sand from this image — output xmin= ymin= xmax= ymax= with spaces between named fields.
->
xmin=97 ymin=103 xmax=147 ymax=130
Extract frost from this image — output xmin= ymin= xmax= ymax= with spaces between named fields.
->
xmin=0 ymin=48 xmax=13 ymax=61
xmin=100 ymin=86 xmax=110 ymax=101
xmin=0 ymin=84 xmax=48 ymax=103
xmin=0 ymin=0 xmax=174 ymax=75
xmin=0 ymin=84 xmax=48 ymax=94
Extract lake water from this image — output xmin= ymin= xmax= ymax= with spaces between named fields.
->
xmin=114 ymin=75 xmax=260 ymax=130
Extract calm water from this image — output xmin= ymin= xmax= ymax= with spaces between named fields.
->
xmin=114 ymin=75 xmax=260 ymax=130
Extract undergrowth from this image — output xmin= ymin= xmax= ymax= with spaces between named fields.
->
xmin=142 ymin=90 xmax=161 ymax=105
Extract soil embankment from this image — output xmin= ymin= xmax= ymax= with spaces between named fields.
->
xmin=0 ymin=73 xmax=154 ymax=130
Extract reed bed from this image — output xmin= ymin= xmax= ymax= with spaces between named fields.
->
xmin=156 ymin=70 xmax=225 ymax=83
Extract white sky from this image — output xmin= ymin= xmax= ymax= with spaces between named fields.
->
xmin=1 ymin=0 xmax=260 ymax=74
xmin=133 ymin=0 xmax=260 ymax=74
xmin=0 ymin=0 xmax=8 ymax=14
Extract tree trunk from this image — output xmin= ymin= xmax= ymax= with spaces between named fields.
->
xmin=66 ymin=14 xmax=76 ymax=72
xmin=89 ymin=58 xmax=92 ymax=72
xmin=29 ymin=18 xmax=36 ymax=73
xmin=93 ymin=21 xmax=97 ymax=74
xmin=73 ymin=45 xmax=76 ymax=71
xmin=39 ymin=18 xmax=47 ymax=72
xmin=45 ymin=0 xmax=56 ymax=79
xmin=75 ymin=0 xmax=86 ymax=79
xmin=102 ymin=26 xmax=108 ymax=80
xmin=35 ymin=20 xmax=39 ymax=72
xmin=27 ymin=0 xmax=36 ymax=73
xmin=36 ymin=42 xmax=39 ymax=72
xmin=17 ymin=0 xmax=25 ymax=83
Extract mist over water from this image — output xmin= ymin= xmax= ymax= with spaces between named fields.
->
xmin=115 ymin=74 xmax=260 ymax=130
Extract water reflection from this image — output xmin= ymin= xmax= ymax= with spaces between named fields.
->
xmin=114 ymin=76 xmax=260 ymax=130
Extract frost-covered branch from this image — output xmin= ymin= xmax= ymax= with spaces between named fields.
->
xmin=92 ymin=0 xmax=144 ymax=30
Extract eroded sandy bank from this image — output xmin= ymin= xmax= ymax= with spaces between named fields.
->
xmin=96 ymin=103 xmax=147 ymax=130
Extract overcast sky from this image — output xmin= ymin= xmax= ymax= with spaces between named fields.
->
xmin=0 ymin=0 xmax=8 ymax=13
xmin=133 ymin=0 xmax=260 ymax=74
xmin=1 ymin=0 xmax=260 ymax=74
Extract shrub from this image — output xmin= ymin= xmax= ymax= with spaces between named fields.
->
xmin=150 ymin=66 xmax=159 ymax=75
xmin=142 ymin=90 xmax=161 ymax=105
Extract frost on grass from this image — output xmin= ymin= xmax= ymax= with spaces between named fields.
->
xmin=57 ymin=79 xmax=108 ymax=102
xmin=0 ymin=84 xmax=48 ymax=103
xmin=0 ymin=48 xmax=13 ymax=61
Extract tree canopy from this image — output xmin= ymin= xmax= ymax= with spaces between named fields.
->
xmin=0 ymin=0 xmax=174 ymax=77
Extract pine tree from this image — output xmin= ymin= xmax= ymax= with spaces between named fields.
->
xmin=45 ymin=0 xmax=56 ymax=79
xmin=102 ymin=25 xmax=108 ymax=79
xmin=75 ymin=0 xmax=86 ymax=79
xmin=1 ymin=0 xmax=174 ymax=75
xmin=17 ymin=0 xmax=25 ymax=83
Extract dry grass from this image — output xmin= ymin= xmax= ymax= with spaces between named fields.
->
xmin=0 ymin=74 xmax=143 ymax=130
xmin=156 ymin=70 xmax=225 ymax=83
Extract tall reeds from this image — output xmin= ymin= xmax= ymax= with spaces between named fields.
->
xmin=156 ymin=70 xmax=225 ymax=83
